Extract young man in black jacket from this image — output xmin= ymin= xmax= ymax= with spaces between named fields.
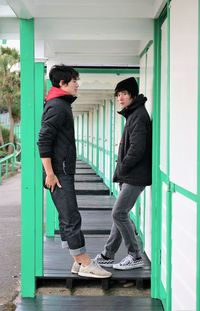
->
xmin=95 ymin=77 xmax=152 ymax=270
xmin=37 ymin=65 xmax=111 ymax=278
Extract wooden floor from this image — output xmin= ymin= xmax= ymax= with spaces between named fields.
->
xmin=16 ymin=296 xmax=163 ymax=311
xmin=40 ymin=234 xmax=151 ymax=290
xmin=16 ymin=160 xmax=163 ymax=310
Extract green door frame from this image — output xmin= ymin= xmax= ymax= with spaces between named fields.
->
xmin=20 ymin=18 xmax=36 ymax=297
xmin=197 ymin=1 xmax=200 ymax=310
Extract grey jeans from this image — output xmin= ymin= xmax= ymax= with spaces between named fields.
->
xmin=102 ymin=183 xmax=144 ymax=259
xmin=50 ymin=174 xmax=86 ymax=256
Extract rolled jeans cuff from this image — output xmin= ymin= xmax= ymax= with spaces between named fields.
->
xmin=61 ymin=242 xmax=86 ymax=256
xmin=69 ymin=246 xmax=86 ymax=256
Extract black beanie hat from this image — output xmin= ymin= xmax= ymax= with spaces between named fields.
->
xmin=114 ymin=77 xmax=139 ymax=98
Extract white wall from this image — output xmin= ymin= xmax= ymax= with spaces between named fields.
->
xmin=170 ymin=1 xmax=198 ymax=310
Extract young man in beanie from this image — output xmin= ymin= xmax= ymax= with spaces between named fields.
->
xmin=95 ymin=77 xmax=152 ymax=270
xmin=37 ymin=64 xmax=111 ymax=278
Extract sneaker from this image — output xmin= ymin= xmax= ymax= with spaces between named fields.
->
xmin=71 ymin=261 xmax=80 ymax=274
xmin=113 ymin=254 xmax=144 ymax=270
xmin=78 ymin=260 xmax=112 ymax=278
xmin=94 ymin=254 xmax=114 ymax=267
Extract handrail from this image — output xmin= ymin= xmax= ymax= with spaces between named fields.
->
xmin=0 ymin=143 xmax=16 ymax=184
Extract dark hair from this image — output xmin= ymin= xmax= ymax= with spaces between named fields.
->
xmin=49 ymin=64 xmax=79 ymax=87
xmin=114 ymin=77 xmax=139 ymax=98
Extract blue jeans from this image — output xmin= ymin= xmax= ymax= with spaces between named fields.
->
xmin=102 ymin=183 xmax=145 ymax=259
xmin=50 ymin=174 xmax=86 ymax=256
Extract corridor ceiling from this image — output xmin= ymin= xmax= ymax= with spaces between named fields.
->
xmin=0 ymin=0 xmax=165 ymax=114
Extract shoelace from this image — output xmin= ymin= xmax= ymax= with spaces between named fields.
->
xmin=120 ymin=255 xmax=134 ymax=265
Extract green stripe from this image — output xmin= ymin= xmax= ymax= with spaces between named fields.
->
xmin=151 ymin=17 xmax=162 ymax=299
xmin=166 ymin=4 xmax=172 ymax=309
xmin=197 ymin=1 xmax=200 ymax=310
xmin=35 ymin=62 xmax=44 ymax=277
xmin=20 ymin=18 xmax=35 ymax=298
xmin=161 ymin=170 xmax=198 ymax=202
xmin=75 ymin=67 xmax=139 ymax=74
xmin=139 ymin=40 xmax=153 ymax=59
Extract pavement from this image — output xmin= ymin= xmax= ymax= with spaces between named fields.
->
xmin=0 ymin=174 xmax=20 ymax=309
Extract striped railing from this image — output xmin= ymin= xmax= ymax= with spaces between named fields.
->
xmin=0 ymin=143 xmax=16 ymax=184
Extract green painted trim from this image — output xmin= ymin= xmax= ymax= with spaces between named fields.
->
xmin=103 ymin=102 xmax=106 ymax=177
xmin=35 ymin=62 xmax=44 ymax=277
xmin=151 ymin=16 xmax=162 ymax=299
xmin=92 ymin=111 xmax=94 ymax=165
xmin=55 ymin=209 xmax=59 ymax=231
xmin=140 ymin=40 xmax=153 ymax=59
xmin=143 ymin=190 xmax=146 ymax=249
xmin=82 ymin=114 xmax=84 ymax=159
xmin=75 ymin=67 xmax=139 ymax=75
xmin=160 ymin=281 xmax=167 ymax=310
xmin=20 ymin=18 xmax=35 ymax=298
xmin=109 ymin=100 xmax=113 ymax=192
xmin=77 ymin=116 xmax=80 ymax=158
xmin=96 ymin=108 xmax=99 ymax=174
xmin=87 ymin=112 xmax=89 ymax=162
xmin=45 ymin=191 xmax=55 ymax=237
xmin=197 ymin=1 xmax=200 ymax=310
xmin=161 ymin=170 xmax=198 ymax=202
xmin=46 ymin=79 xmax=52 ymax=93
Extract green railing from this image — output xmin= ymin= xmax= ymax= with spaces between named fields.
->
xmin=0 ymin=143 xmax=16 ymax=184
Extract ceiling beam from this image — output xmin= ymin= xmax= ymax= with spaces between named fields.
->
xmin=6 ymin=0 xmax=33 ymax=18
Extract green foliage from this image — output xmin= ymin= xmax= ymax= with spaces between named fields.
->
xmin=0 ymin=46 xmax=20 ymax=120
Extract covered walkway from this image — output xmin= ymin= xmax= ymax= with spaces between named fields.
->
xmin=0 ymin=1 xmax=200 ymax=311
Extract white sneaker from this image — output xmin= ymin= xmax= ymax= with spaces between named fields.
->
xmin=113 ymin=254 xmax=144 ymax=270
xmin=71 ymin=261 xmax=80 ymax=274
xmin=78 ymin=260 xmax=112 ymax=278
xmin=94 ymin=254 xmax=114 ymax=267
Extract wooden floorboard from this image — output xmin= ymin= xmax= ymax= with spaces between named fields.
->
xmin=42 ymin=235 xmax=150 ymax=281
xmin=55 ymin=210 xmax=112 ymax=235
xmin=75 ymin=182 xmax=109 ymax=195
xmin=76 ymin=168 xmax=96 ymax=175
xmin=75 ymin=175 xmax=102 ymax=182
xmin=77 ymin=195 xmax=115 ymax=210
xmin=16 ymin=296 xmax=163 ymax=311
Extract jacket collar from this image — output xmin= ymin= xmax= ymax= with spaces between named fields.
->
xmin=45 ymin=86 xmax=77 ymax=104
xmin=118 ymin=94 xmax=147 ymax=118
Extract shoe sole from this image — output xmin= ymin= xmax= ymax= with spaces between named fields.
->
xmin=98 ymin=263 xmax=114 ymax=268
xmin=113 ymin=263 xmax=144 ymax=270
xmin=78 ymin=272 xmax=112 ymax=278
xmin=71 ymin=269 xmax=79 ymax=274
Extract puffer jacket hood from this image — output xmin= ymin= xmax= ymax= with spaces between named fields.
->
xmin=45 ymin=86 xmax=77 ymax=104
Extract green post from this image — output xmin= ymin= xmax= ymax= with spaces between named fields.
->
xmin=109 ymin=101 xmax=113 ymax=192
xmin=166 ymin=2 xmax=172 ymax=310
xmin=46 ymin=191 xmax=55 ymax=237
xmin=197 ymin=1 xmax=200 ymax=310
xmin=45 ymin=79 xmax=55 ymax=237
xmin=77 ymin=116 xmax=79 ymax=158
xmin=103 ymin=102 xmax=106 ymax=178
xmin=87 ymin=112 xmax=89 ymax=163
xmin=35 ymin=62 xmax=44 ymax=276
xmin=92 ymin=110 xmax=94 ymax=167
xmin=96 ymin=107 xmax=99 ymax=173
xmin=82 ymin=114 xmax=84 ymax=160
xmin=20 ymin=18 xmax=36 ymax=297
xmin=151 ymin=17 xmax=162 ymax=299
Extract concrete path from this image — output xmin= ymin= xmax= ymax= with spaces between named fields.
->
xmin=0 ymin=174 xmax=20 ymax=308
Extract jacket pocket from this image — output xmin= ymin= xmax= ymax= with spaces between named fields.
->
xmin=63 ymin=145 xmax=76 ymax=175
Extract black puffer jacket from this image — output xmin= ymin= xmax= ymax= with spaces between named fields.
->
xmin=37 ymin=95 xmax=76 ymax=175
xmin=113 ymin=94 xmax=152 ymax=186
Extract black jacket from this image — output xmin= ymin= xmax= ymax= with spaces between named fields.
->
xmin=113 ymin=94 xmax=152 ymax=186
xmin=37 ymin=95 xmax=77 ymax=175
